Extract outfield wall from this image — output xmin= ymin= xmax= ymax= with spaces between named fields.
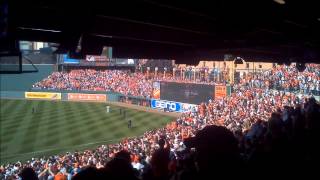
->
xmin=0 ymin=91 xmax=25 ymax=99
xmin=0 ymin=91 xmax=148 ymax=104
xmin=29 ymin=89 xmax=120 ymax=102
xmin=2 ymin=90 xmax=318 ymax=114
xmin=0 ymin=91 xmax=194 ymax=113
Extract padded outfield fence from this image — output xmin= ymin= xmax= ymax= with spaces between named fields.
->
xmin=0 ymin=91 xmax=141 ymax=104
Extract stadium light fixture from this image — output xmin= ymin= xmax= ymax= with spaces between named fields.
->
xmin=234 ymin=57 xmax=244 ymax=64
xmin=18 ymin=27 xmax=61 ymax=33
xmin=274 ymin=0 xmax=285 ymax=5
xmin=75 ymin=34 xmax=83 ymax=53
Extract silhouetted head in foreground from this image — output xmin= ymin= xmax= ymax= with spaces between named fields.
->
xmin=105 ymin=150 xmax=139 ymax=180
xmin=19 ymin=167 xmax=39 ymax=180
xmin=184 ymin=125 xmax=240 ymax=178
xmin=72 ymin=166 xmax=102 ymax=180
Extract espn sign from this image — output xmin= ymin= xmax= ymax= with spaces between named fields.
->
xmin=68 ymin=93 xmax=107 ymax=102
xmin=151 ymin=99 xmax=182 ymax=112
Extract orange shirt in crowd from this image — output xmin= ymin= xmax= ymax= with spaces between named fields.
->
xmin=54 ymin=172 xmax=67 ymax=180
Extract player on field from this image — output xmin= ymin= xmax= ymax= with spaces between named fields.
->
xmin=128 ymin=119 xmax=132 ymax=128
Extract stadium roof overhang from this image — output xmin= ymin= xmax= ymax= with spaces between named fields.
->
xmin=1 ymin=0 xmax=320 ymax=64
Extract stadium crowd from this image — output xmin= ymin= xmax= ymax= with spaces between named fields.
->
xmin=32 ymin=64 xmax=320 ymax=96
xmin=1 ymin=64 xmax=320 ymax=179
xmin=32 ymin=70 xmax=154 ymax=98
xmin=240 ymin=63 xmax=320 ymax=95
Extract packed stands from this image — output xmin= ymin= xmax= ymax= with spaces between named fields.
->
xmin=240 ymin=64 xmax=320 ymax=95
xmin=33 ymin=70 xmax=154 ymax=98
xmin=32 ymin=64 xmax=320 ymax=97
xmin=1 ymin=64 xmax=320 ymax=179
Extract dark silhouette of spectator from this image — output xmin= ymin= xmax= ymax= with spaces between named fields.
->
xmin=19 ymin=167 xmax=39 ymax=180
xmin=105 ymin=150 xmax=139 ymax=180
xmin=184 ymin=125 xmax=241 ymax=179
xmin=171 ymin=151 xmax=197 ymax=180
xmin=72 ymin=166 xmax=103 ymax=180
xmin=143 ymin=138 xmax=171 ymax=180
xmin=303 ymin=98 xmax=320 ymax=168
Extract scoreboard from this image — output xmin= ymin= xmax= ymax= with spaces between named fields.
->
xmin=159 ymin=82 xmax=215 ymax=104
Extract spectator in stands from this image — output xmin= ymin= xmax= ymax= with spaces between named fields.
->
xmin=104 ymin=150 xmax=139 ymax=180
xmin=72 ymin=166 xmax=103 ymax=180
xmin=143 ymin=138 xmax=171 ymax=180
xmin=19 ymin=167 xmax=39 ymax=180
xmin=184 ymin=125 xmax=241 ymax=179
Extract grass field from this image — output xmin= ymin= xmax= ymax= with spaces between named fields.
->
xmin=0 ymin=99 xmax=174 ymax=164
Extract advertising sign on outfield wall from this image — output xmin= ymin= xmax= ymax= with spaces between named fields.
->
xmin=181 ymin=103 xmax=198 ymax=113
xmin=151 ymin=99 xmax=197 ymax=113
xmin=214 ymin=85 xmax=227 ymax=99
xmin=152 ymin=81 xmax=160 ymax=99
xmin=151 ymin=99 xmax=182 ymax=112
xmin=25 ymin=92 xmax=61 ymax=100
xmin=68 ymin=93 xmax=107 ymax=102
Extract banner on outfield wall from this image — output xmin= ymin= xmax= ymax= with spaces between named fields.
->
xmin=67 ymin=93 xmax=107 ymax=102
xmin=151 ymin=99 xmax=197 ymax=113
xmin=25 ymin=92 xmax=62 ymax=100
xmin=214 ymin=85 xmax=227 ymax=99
xmin=152 ymin=81 xmax=160 ymax=99
xmin=151 ymin=99 xmax=181 ymax=112
xmin=181 ymin=103 xmax=198 ymax=112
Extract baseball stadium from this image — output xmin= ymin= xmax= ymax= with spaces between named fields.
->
xmin=1 ymin=1 xmax=320 ymax=180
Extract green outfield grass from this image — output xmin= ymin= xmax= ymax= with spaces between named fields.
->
xmin=0 ymin=99 xmax=174 ymax=164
